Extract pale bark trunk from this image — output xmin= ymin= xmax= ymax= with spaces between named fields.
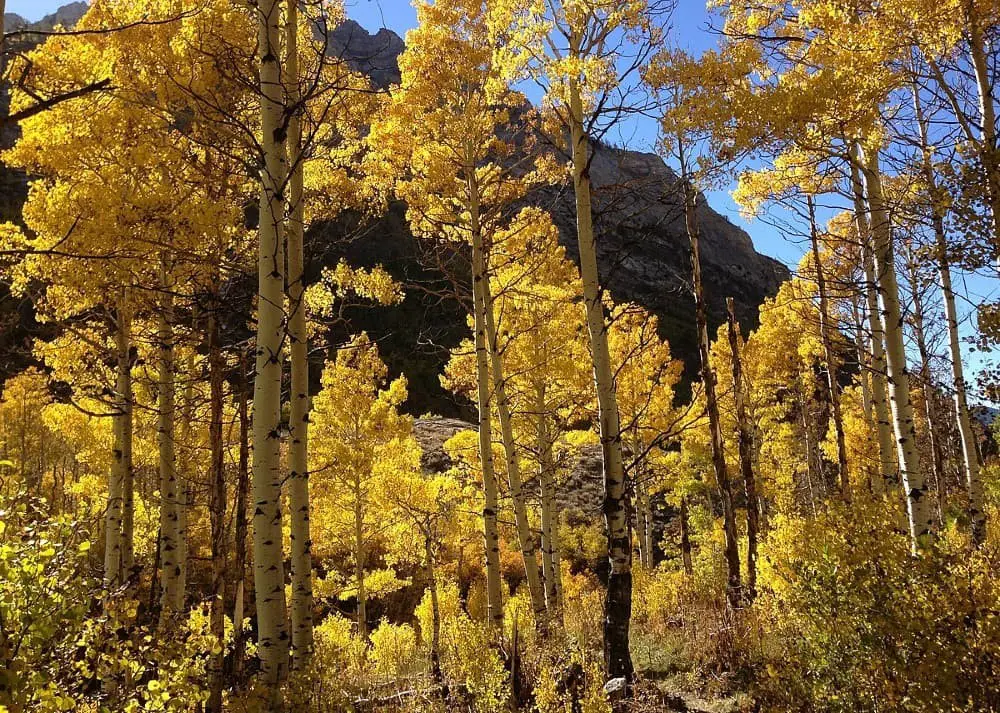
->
xmin=478 ymin=248 xmax=547 ymax=625
xmin=906 ymin=250 xmax=947 ymax=528
xmin=285 ymin=1 xmax=313 ymax=666
xmin=965 ymin=0 xmax=1000 ymax=253
xmin=852 ymin=295 xmax=873 ymax=424
xmin=683 ymin=175 xmax=741 ymax=609
xmin=912 ymin=85 xmax=988 ymax=544
xmin=535 ymin=385 xmax=562 ymax=612
xmin=425 ymin=535 xmax=443 ymax=684
xmin=850 ymin=159 xmax=895 ymax=496
xmin=355 ymin=475 xmax=367 ymax=639
xmin=232 ymin=351 xmax=251 ymax=682
xmin=207 ymin=304 xmax=227 ymax=713
xmin=726 ymin=299 xmax=758 ymax=602
xmin=568 ymin=64 xmax=632 ymax=680
xmin=105 ymin=294 xmax=131 ymax=589
xmin=178 ymin=354 xmax=195 ymax=606
xmin=253 ymin=0 xmax=290 ymax=686
xmin=120 ymin=300 xmax=135 ymax=581
xmin=860 ymin=148 xmax=933 ymax=550
xmin=157 ymin=255 xmax=183 ymax=620
xmin=807 ymin=196 xmax=850 ymax=499
xmin=465 ymin=167 xmax=505 ymax=631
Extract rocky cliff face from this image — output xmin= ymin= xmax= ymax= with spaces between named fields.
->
xmin=0 ymin=6 xmax=789 ymax=417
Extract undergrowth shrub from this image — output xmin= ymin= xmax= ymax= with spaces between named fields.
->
xmin=753 ymin=496 xmax=1000 ymax=712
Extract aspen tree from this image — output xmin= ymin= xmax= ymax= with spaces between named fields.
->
xmin=849 ymin=162 xmax=897 ymax=496
xmin=253 ymin=0 xmax=290 ymax=686
xmin=859 ymin=146 xmax=933 ymax=548
xmin=157 ymin=253 xmax=184 ymax=620
xmin=910 ymin=82 xmax=988 ymax=543
xmin=368 ymin=0 xmax=551 ymax=629
xmin=685 ymin=171 xmax=741 ymax=609
xmin=904 ymin=247 xmax=947 ymax=526
xmin=806 ymin=197 xmax=850 ymax=498
xmin=726 ymin=299 xmax=759 ymax=601
xmin=517 ymin=0 xmax=666 ymax=677
xmin=285 ymin=0 xmax=313 ymax=665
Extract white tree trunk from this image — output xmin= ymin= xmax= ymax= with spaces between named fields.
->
xmin=849 ymin=159 xmax=896 ymax=496
xmin=157 ymin=254 xmax=183 ymax=619
xmin=568 ymin=68 xmax=632 ymax=680
xmin=253 ymin=0 xmax=290 ymax=687
xmin=860 ymin=148 xmax=933 ymax=550
xmin=478 ymin=248 xmax=547 ymax=625
xmin=285 ymin=1 xmax=313 ymax=665
xmin=470 ymin=230 xmax=504 ymax=630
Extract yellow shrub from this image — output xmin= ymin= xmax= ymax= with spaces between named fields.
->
xmin=369 ymin=620 xmax=419 ymax=683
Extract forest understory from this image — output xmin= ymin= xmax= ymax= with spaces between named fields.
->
xmin=1 ymin=0 xmax=999 ymax=712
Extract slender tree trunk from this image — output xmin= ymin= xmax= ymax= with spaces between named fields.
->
xmin=253 ymin=0 xmax=290 ymax=687
xmin=467 ymin=172 xmax=505 ymax=631
xmin=178 ymin=354 xmax=195 ymax=606
xmin=105 ymin=297 xmax=130 ymax=589
xmin=568 ymin=63 xmax=632 ymax=681
xmin=807 ymin=196 xmax=850 ymax=499
xmin=679 ymin=496 xmax=693 ymax=576
xmin=285 ymin=1 xmax=313 ymax=666
xmin=232 ymin=351 xmax=251 ymax=682
xmin=120 ymin=296 xmax=135 ymax=581
xmin=157 ymin=254 xmax=183 ymax=621
xmin=683 ymin=173 xmax=741 ymax=609
xmin=477 ymin=243 xmax=547 ymax=626
xmin=859 ymin=147 xmax=933 ymax=550
xmin=425 ymin=535 xmax=443 ymax=685
xmin=912 ymin=84 xmax=988 ymax=544
xmin=850 ymin=159 xmax=895 ymax=496
xmin=535 ymin=385 xmax=562 ymax=612
xmin=906 ymin=249 xmax=947 ymax=528
xmin=354 ymin=478 xmax=367 ymax=639
xmin=726 ymin=299 xmax=759 ymax=602
xmin=207 ymin=302 xmax=227 ymax=713
xmin=965 ymin=0 xmax=1000 ymax=254
xmin=852 ymin=295 xmax=873 ymax=424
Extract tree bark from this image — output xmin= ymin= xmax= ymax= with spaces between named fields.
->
xmin=568 ymin=58 xmax=632 ymax=681
xmin=535 ymin=384 xmax=562 ymax=612
xmin=912 ymin=84 xmax=988 ymax=544
xmin=683 ymin=175 xmax=741 ymax=609
xmin=468 ymin=191 xmax=505 ymax=631
xmin=478 ymin=244 xmax=547 ymax=626
xmin=425 ymin=535 xmax=443 ymax=685
xmin=850 ymin=159 xmax=896 ymax=496
xmin=285 ymin=0 xmax=313 ymax=666
xmin=726 ymin=299 xmax=759 ymax=602
xmin=232 ymin=350 xmax=251 ymax=682
xmin=859 ymin=147 xmax=933 ymax=550
xmin=253 ymin=0 xmax=290 ymax=687
xmin=355 ymin=474 xmax=368 ymax=639
xmin=206 ymin=302 xmax=227 ymax=713
xmin=905 ymin=248 xmax=947 ymax=528
xmin=157 ymin=254 xmax=183 ymax=621
xmin=807 ymin=196 xmax=850 ymax=499
xmin=965 ymin=0 xmax=1000 ymax=255
xmin=105 ymin=293 xmax=131 ymax=590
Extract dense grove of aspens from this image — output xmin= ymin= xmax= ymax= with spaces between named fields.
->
xmin=1 ymin=0 xmax=999 ymax=711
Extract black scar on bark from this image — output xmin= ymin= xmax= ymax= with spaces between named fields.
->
xmin=604 ymin=569 xmax=634 ymax=683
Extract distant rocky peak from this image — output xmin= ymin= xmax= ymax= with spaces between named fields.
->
xmin=6 ymin=2 xmax=88 ymax=32
xmin=326 ymin=19 xmax=404 ymax=89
